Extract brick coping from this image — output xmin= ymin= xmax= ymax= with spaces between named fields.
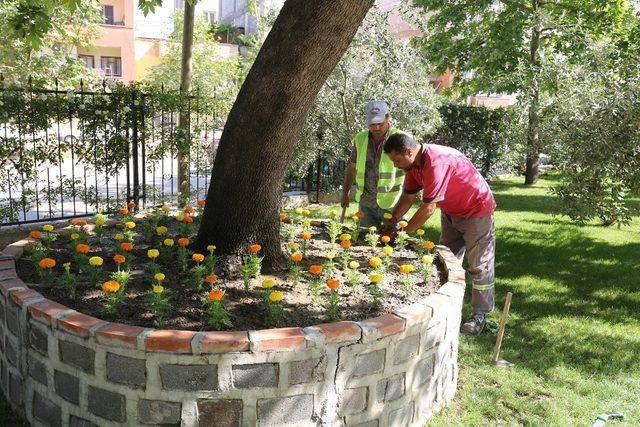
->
xmin=0 ymin=228 xmax=465 ymax=355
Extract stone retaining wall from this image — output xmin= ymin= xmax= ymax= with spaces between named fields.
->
xmin=0 ymin=239 xmax=465 ymax=427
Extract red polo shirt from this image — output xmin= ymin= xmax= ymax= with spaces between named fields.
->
xmin=403 ymin=144 xmax=496 ymax=218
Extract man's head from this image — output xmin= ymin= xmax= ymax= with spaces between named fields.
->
xmin=384 ymin=133 xmax=421 ymax=171
xmin=365 ymin=100 xmax=390 ymax=139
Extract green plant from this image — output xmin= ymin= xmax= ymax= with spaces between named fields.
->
xmin=57 ymin=262 xmax=77 ymax=299
xmin=206 ymin=289 xmax=232 ymax=330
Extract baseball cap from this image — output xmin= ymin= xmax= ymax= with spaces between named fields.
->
xmin=365 ymin=100 xmax=389 ymax=125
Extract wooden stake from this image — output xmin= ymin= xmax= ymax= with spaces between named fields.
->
xmin=491 ymin=292 xmax=513 ymax=363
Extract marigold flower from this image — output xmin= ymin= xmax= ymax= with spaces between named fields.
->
xmin=421 ymin=255 xmax=434 ymax=265
xmin=113 ymin=254 xmax=126 ymax=264
xmin=192 ymin=253 xmax=205 ymax=263
xmin=399 ymin=264 xmax=415 ymax=274
xmin=175 ymin=214 xmax=185 ymax=222
xmin=164 ymin=238 xmax=175 ymax=247
xmin=382 ymin=246 xmax=393 ymax=255
xmin=268 ymin=290 xmax=284 ymax=302
xmin=197 ymin=199 xmax=206 ymax=207
xmin=295 ymin=207 xmax=303 ymax=215
xmin=76 ymin=220 xmax=87 ymax=227
xmin=355 ymin=210 xmax=365 ymax=219
xmin=89 ymin=256 xmax=103 ymax=266
xmin=309 ymin=265 xmax=323 ymax=275
xmin=102 ymin=280 xmax=120 ymax=293
xmin=207 ymin=245 xmax=216 ymax=252
xmin=209 ymin=289 xmax=224 ymax=301
xmin=147 ymin=249 xmax=160 ymax=259
xmin=178 ymin=238 xmax=189 ymax=247
xmin=302 ymin=209 xmax=310 ymax=216
xmin=288 ymin=242 xmax=300 ymax=251
xmin=290 ymin=252 xmax=303 ymax=263
xmin=119 ymin=242 xmax=134 ymax=251
xmin=347 ymin=261 xmax=360 ymax=271
xmin=154 ymin=273 xmax=165 ymax=282
xmin=29 ymin=230 xmax=42 ymax=239
xmin=380 ymin=235 xmax=391 ymax=244
xmin=368 ymin=257 xmax=382 ymax=268
xmin=94 ymin=216 xmax=106 ymax=227
xmin=38 ymin=258 xmax=56 ymax=269
xmin=42 ymin=224 xmax=54 ymax=232
xmin=69 ymin=219 xmax=79 ymax=226
xmin=383 ymin=213 xmax=393 ymax=220
xmin=161 ymin=204 xmax=170 ymax=213
xmin=119 ymin=207 xmax=129 ymax=215
xmin=398 ymin=220 xmax=409 ymax=229
xmin=368 ymin=226 xmax=377 ymax=233
xmin=127 ymin=201 xmax=136 ymax=209
xmin=416 ymin=229 xmax=425 ymax=236
xmin=75 ymin=243 xmax=90 ymax=254
xmin=156 ymin=226 xmax=168 ymax=235
xmin=205 ymin=274 xmax=218 ymax=284
xmin=153 ymin=285 xmax=164 ymax=294
xmin=339 ymin=233 xmax=351 ymax=241
xmin=279 ymin=213 xmax=286 ymax=221
xmin=63 ymin=262 xmax=71 ymax=271
xmin=262 ymin=279 xmax=276 ymax=289
xmin=249 ymin=244 xmax=262 ymax=254
xmin=351 ymin=215 xmax=359 ymax=222
xmin=340 ymin=240 xmax=351 ymax=249
xmin=326 ymin=279 xmax=340 ymax=290
xmin=115 ymin=233 xmax=125 ymax=241
xmin=124 ymin=221 xmax=136 ymax=230
xmin=326 ymin=252 xmax=336 ymax=260
xmin=182 ymin=215 xmax=193 ymax=223
xmin=300 ymin=232 xmax=311 ymax=241
xmin=70 ymin=232 xmax=80 ymax=240
xmin=184 ymin=205 xmax=194 ymax=214
xmin=423 ymin=240 xmax=436 ymax=250
xmin=329 ymin=209 xmax=337 ymax=218
xmin=369 ymin=272 xmax=383 ymax=283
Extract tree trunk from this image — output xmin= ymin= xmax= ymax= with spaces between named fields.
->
xmin=195 ymin=0 xmax=373 ymax=271
xmin=524 ymin=10 xmax=541 ymax=185
xmin=177 ymin=2 xmax=195 ymax=206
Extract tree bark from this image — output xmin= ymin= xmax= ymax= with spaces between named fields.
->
xmin=195 ymin=0 xmax=373 ymax=271
xmin=177 ymin=1 xmax=195 ymax=206
xmin=525 ymin=8 xmax=541 ymax=185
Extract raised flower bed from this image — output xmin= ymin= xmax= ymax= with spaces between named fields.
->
xmin=0 ymin=204 xmax=466 ymax=426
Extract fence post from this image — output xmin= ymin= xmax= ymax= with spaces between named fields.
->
xmin=314 ymin=156 xmax=322 ymax=204
xmin=131 ymin=91 xmax=140 ymax=207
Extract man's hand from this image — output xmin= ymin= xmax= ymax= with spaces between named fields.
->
xmin=340 ymin=192 xmax=350 ymax=208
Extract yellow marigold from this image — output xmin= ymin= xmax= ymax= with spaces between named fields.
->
xmin=300 ymin=232 xmax=311 ymax=241
xmin=29 ymin=230 xmax=42 ymax=239
xmin=368 ymin=257 xmax=382 ymax=268
xmin=368 ymin=226 xmax=377 ymax=233
xmin=351 ymin=215 xmax=359 ymax=222
xmin=207 ymin=245 xmax=216 ymax=252
xmin=70 ymin=232 xmax=80 ymax=240
xmin=89 ymin=256 xmax=103 ymax=266
xmin=295 ymin=207 xmax=304 ymax=215
xmin=124 ymin=221 xmax=135 ymax=230
xmin=153 ymin=285 xmax=164 ymax=294
xmin=163 ymin=238 xmax=174 ymax=247
xmin=161 ymin=204 xmax=170 ymax=213
xmin=290 ymin=252 xmax=303 ymax=263
xmin=329 ymin=209 xmax=337 ymax=218
xmin=348 ymin=261 xmax=360 ymax=269
xmin=75 ymin=243 xmax=90 ymax=254
xmin=380 ymin=235 xmax=390 ymax=244
xmin=309 ymin=265 xmax=323 ymax=275
xmin=382 ymin=246 xmax=393 ymax=256
xmin=398 ymin=220 xmax=409 ymax=229
xmin=102 ymin=280 xmax=120 ymax=293
xmin=339 ymin=233 xmax=351 ymax=241
xmin=288 ymin=242 xmax=300 ymax=251
xmin=147 ymin=249 xmax=160 ymax=259
xmin=369 ymin=272 xmax=383 ymax=283
xmin=205 ymin=274 xmax=218 ymax=284
xmin=268 ymin=290 xmax=284 ymax=302
xmin=302 ymin=209 xmax=310 ymax=216
xmin=156 ymin=226 xmax=168 ymax=235
xmin=38 ymin=258 xmax=56 ymax=269
xmin=113 ymin=254 xmax=126 ymax=264
xmin=416 ymin=229 xmax=425 ymax=236
xmin=94 ymin=216 xmax=106 ymax=227
xmin=249 ymin=244 xmax=262 ymax=254
xmin=398 ymin=264 xmax=415 ymax=274
xmin=42 ymin=224 xmax=54 ymax=232
xmin=209 ymin=289 xmax=224 ymax=301
xmin=175 ymin=214 xmax=185 ymax=222
xmin=423 ymin=240 xmax=436 ymax=250
xmin=421 ymin=255 xmax=434 ymax=265
xmin=326 ymin=279 xmax=340 ymax=290
xmin=325 ymin=252 xmax=336 ymax=260
xmin=262 ymin=279 xmax=276 ymax=289
xmin=192 ymin=253 xmax=205 ymax=263
xmin=197 ymin=199 xmax=206 ymax=207
xmin=154 ymin=273 xmax=165 ymax=281
xmin=383 ymin=213 xmax=393 ymax=220
xmin=114 ymin=233 xmax=125 ymax=241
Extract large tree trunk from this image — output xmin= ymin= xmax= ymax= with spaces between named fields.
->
xmin=177 ymin=2 xmax=195 ymax=206
xmin=524 ymin=9 xmax=541 ymax=185
xmin=195 ymin=0 xmax=373 ymax=271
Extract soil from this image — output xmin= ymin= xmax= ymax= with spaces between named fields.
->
xmin=15 ymin=216 xmax=444 ymax=331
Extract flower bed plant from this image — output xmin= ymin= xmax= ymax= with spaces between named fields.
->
xmin=15 ymin=203 xmax=443 ymax=331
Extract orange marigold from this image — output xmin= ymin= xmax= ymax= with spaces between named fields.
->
xmin=127 ymin=201 xmax=136 ymax=209
xmin=70 ymin=219 xmax=87 ymax=227
xmin=309 ymin=264 xmax=323 ymax=275
xmin=209 ymin=289 xmax=224 ymax=301
xmin=423 ymin=240 xmax=436 ymax=250
xmin=197 ymin=199 xmax=206 ymax=207
xmin=184 ymin=205 xmax=195 ymax=214
xmin=300 ymin=231 xmax=312 ymax=241
xmin=205 ymin=274 xmax=218 ymax=284
xmin=101 ymin=280 xmax=120 ymax=293
xmin=355 ymin=210 xmax=365 ymax=219
xmin=290 ymin=252 xmax=303 ymax=263
xmin=29 ymin=230 xmax=42 ymax=239
xmin=177 ymin=238 xmax=190 ymax=247
xmin=182 ymin=215 xmax=194 ymax=223
xmin=113 ymin=254 xmax=126 ymax=264
xmin=368 ymin=257 xmax=382 ymax=268
xmin=75 ymin=243 xmax=90 ymax=254
xmin=192 ymin=253 xmax=205 ymax=263
xmin=119 ymin=242 xmax=134 ymax=251
xmin=249 ymin=244 xmax=262 ymax=254
xmin=380 ymin=235 xmax=391 ymax=244
xmin=38 ymin=258 xmax=56 ymax=269
xmin=340 ymin=240 xmax=351 ymax=249
xmin=118 ymin=207 xmax=129 ymax=215
xmin=326 ymin=279 xmax=340 ymax=290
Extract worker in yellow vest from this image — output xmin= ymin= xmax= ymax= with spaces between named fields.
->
xmin=341 ymin=101 xmax=406 ymax=228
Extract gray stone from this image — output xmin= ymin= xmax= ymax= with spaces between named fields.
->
xmin=5 ymin=337 xmax=17 ymax=367
xmin=394 ymin=334 xmax=420 ymax=365
xmin=28 ymin=355 xmax=47 ymax=385
xmin=138 ymin=399 xmax=182 ymax=425
xmin=413 ymin=354 xmax=435 ymax=389
xmin=0 ymin=324 xmax=3 ymax=352
xmin=160 ymin=364 xmax=217 ymax=391
xmin=88 ymin=386 xmax=126 ymax=422
xmin=9 ymin=372 xmax=23 ymax=406
xmin=388 ymin=401 xmax=414 ymax=427
xmin=0 ymin=299 xmax=5 ymax=323
xmin=352 ymin=349 xmax=385 ymax=377
xmin=232 ymin=363 xmax=278 ymax=388
xmin=0 ymin=359 xmax=6 ymax=393
xmin=353 ymin=421 xmax=378 ymax=427
xmin=32 ymin=390 xmax=62 ymax=427
xmin=341 ymin=387 xmax=367 ymax=415
xmin=289 ymin=357 xmax=325 ymax=385
xmin=106 ymin=352 xmax=146 ymax=388
xmin=54 ymin=370 xmax=80 ymax=404
xmin=69 ymin=416 xmax=98 ymax=427
xmin=424 ymin=323 xmax=444 ymax=350
xmin=5 ymin=306 xmax=19 ymax=336
xmin=257 ymin=394 xmax=313 ymax=426
xmin=377 ymin=373 xmax=405 ymax=402
xmin=197 ymin=399 xmax=243 ymax=427
xmin=59 ymin=340 xmax=95 ymax=374
xmin=29 ymin=325 xmax=49 ymax=355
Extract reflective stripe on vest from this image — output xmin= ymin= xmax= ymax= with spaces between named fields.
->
xmin=354 ymin=127 xmax=405 ymax=210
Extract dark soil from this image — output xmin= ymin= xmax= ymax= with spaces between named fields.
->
xmin=15 ymin=216 xmax=444 ymax=331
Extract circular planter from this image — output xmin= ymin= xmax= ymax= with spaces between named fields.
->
xmin=0 ymin=232 xmax=465 ymax=426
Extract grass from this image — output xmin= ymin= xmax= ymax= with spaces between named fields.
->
xmin=1 ymin=174 xmax=638 ymax=425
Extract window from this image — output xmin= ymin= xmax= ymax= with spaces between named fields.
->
xmin=100 ymin=56 xmax=122 ymax=77
xmin=174 ymin=0 xmax=185 ymax=8
xmin=78 ymin=55 xmax=95 ymax=69
xmin=102 ymin=5 xmax=114 ymax=25
xmin=203 ymin=11 xmax=216 ymax=24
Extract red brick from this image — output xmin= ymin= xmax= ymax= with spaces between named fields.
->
xmin=145 ymin=330 xmax=196 ymax=353
xmin=56 ymin=312 xmax=103 ymax=338
xmin=29 ymin=300 xmax=70 ymax=326
xmin=10 ymin=288 xmax=42 ymax=307
xmin=0 ymin=269 xmax=17 ymax=281
xmin=251 ymin=327 xmax=306 ymax=352
xmin=359 ymin=314 xmax=405 ymax=339
xmin=315 ymin=321 xmax=361 ymax=343
xmin=447 ymin=270 xmax=466 ymax=284
xmin=394 ymin=302 xmax=434 ymax=327
xmin=95 ymin=323 xmax=145 ymax=349
xmin=0 ymin=277 xmax=26 ymax=296
xmin=198 ymin=331 xmax=250 ymax=353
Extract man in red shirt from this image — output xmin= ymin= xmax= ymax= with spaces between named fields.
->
xmin=384 ymin=133 xmax=496 ymax=335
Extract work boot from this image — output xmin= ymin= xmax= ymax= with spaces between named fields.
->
xmin=461 ymin=313 xmax=486 ymax=336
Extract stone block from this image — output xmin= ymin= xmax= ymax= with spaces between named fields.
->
xmin=353 ymin=421 xmax=378 ymax=427
xmin=5 ymin=337 xmax=17 ymax=367
xmin=59 ymin=340 xmax=95 ymax=374
xmin=394 ymin=334 xmax=420 ymax=365
xmin=289 ymin=357 xmax=325 ymax=385
xmin=9 ymin=372 xmax=23 ymax=406
xmin=232 ymin=363 xmax=278 ymax=388
xmin=413 ymin=354 xmax=435 ymax=389
xmin=106 ymin=352 xmax=146 ymax=388
xmin=0 ymin=299 xmax=5 ymax=323
xmin=54 ymin=370 xmax=80 ymax=404
xmin=388 ymin=401 xmax=413 ymax=427
xmin=0 ymin=359 xmax=6 ymax=393
xmin=29 ymin=324 xmax=49 ymax=355
xmin=138 ymin=399 xmax=182 ymax=425
xmin=160 ymin=364 xmax=217 ymax=391
xmin=28 ymin=354 xmax=47 ymax=385
xmin=257 ymin=394 xmax=313 ymax=426
xmin=5 ymin=306 xmax=20 ymax=336
xmin=377 ymin=373 xmax=405 ymax=402
xmin=88 ymin=385 xmax=126 ymax=422
xmin=341 ymin=387 xmax=367 ymax=415
xmin=197 ymin=399 xmax=243 ymax=427
xmin=352 ymin=349 xmax=385 ymax=377
xmin=424 ymin=323 xmax=444 ymax=350
xmin=69 ymin=416 xmax=98 ymax=427
xmin=32 ymin=390 xmax=62 ymax=427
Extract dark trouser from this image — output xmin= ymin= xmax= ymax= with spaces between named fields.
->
xmin=440 ymin=213 xmax=495 ymax=314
